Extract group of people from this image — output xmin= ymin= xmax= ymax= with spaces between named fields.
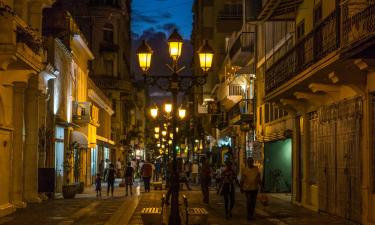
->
xmin=94 ymin=156 xmax=261 ymax=221
xmin=213 ymin=157 xmax=261 ymax=220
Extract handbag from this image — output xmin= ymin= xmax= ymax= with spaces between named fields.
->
xmin=258 ymin=193 xmax=268 ymax=206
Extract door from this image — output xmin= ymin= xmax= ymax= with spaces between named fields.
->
xmin=55 ymin=126 xmax=64 ymax=193
xmin=0 ymin=129 xmax=11 ymax=206
xmin=317 ymin=97 xmax=362 ymax=223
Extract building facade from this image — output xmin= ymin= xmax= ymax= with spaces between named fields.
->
xmin=254 ymin=0 xmax=375 ymax=224
xmin=191 ymin=0 xmax=246 ymax=166
xmin=0 ymin=0 xmax=55 ymax=217
xmin=58 ymin=0 xmax=134 ymax=163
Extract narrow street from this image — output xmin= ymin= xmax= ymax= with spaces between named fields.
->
xmin=0 ymin=180 xmax=355 ymax=225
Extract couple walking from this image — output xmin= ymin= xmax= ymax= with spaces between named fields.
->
xmin=218 ymin=157 xmax=261 ymax=221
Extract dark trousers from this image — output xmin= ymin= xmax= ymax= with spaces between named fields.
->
xmin=201 ymin=180 xmax=210 ymax=203
xmin=223 ymin=183 xmax=235 ymax=214
xmin=143 ymin=176 xmax=151 ymax=192
xmin=245 ymin=190 xmax=258 ymax=219
xmin=107 ymin=180 xmax=114 ymax=196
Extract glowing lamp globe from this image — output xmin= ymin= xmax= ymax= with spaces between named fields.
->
xmin=198 ymin=40 xmax=214 ymax=72
xmin=137 ymin=40 xmax=153 ymax=72
xmin=167 ymin=29 xmax=183 ymax=60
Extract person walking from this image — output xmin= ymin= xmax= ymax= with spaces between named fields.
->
xmin=95 ymin=173 xmax=102 ymax=197
xmin=220 ymin=161 xmax=236 ymax=219
xmin=98 ymin=160 xmax=104 ymax=178
xmin=107 ymin=163 xmax=116 ymax=198
xmin=240 ymin=157 xmax=261 ymax=221
xmin=191 ymin=161 xmax=199 ymax=184
xmin=141 ymin=160 xmax=152 ymax=192
xmin=200 ymin=157 xmax=211 ymax=203
xmin=124 ymin=162 xmax=134 ymax=196
xmin=116 ymin=158 xmax=122 ymax=178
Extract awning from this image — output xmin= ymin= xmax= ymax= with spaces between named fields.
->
xmin=71 ymin=131 xmax=88 ymax=147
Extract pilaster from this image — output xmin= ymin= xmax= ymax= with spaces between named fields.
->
xmin=38 ymin=92 xmax=47 ymax=168
xmin=23 ymin=76 xmax=41 ymax=203
xmin=11 ymin=81 xmax=27 ymax=208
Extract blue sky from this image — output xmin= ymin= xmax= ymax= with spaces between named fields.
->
xmin=131 ymin=0 xmax=194 ymax=39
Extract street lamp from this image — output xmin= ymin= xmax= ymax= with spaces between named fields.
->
xmin=198 ymin=40 xmax=214 ymax=72
xmin=137 ymin=30 xmax=214 ymax=225
xmin=150 ymin=105 xmax=158 ymax=119
xmin=137 ymin=40 xmax=153 ymax=72
xmin=154 ymin=127 xmax=160 ymax=133
xmin=178 ymin=107 xmax=186 ymax=119
xmin=164 ymin=103 xmax=172 ymax=114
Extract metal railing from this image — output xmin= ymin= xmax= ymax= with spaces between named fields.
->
xmin=0 ymin=2 xmax=43 ymax=55
xmin=341 ymin=1 xmax=375 ymax=47
xmin=227 ymin=99 xmax=254 ymax=121
xmin=265 ymin=10 xmax=339 ymax=94
xmin=229 ymin=32 xmax=255 ymax=59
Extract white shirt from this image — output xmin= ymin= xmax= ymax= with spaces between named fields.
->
xmin=116 ymin=161 xmax=122 ymax=169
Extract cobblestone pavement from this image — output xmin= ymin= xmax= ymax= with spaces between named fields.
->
xmin=0 ymin=180 xmax=139 ymax=225
xmin=129 ymin=185 xmax=357 ymax=225
xmin=0 ymin=182 xmax=358 ymax=225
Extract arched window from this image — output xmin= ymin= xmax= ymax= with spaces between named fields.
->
xmin=103 ymin=23 xmax=114 ymax=43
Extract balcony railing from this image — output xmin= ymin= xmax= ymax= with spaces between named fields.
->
xmin=91 ymin=77 xmax=132 ymax=91
xmin=227 ymin=99 xmax=254 ymax=124
xmin=341 ymin=1 xmax=375 ymax=48
xmin=99 ymin=42 xmax=119 ymax=52
xmin=229 ymin=32 xmax=255 ymax=66
xmin=0 ymin=2 xmax=43 ymax=55
xmin=265 ymin=10 xmax=339 ymax=94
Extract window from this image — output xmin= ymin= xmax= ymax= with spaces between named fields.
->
xmin=104 ymin=60 xmax=113 ymax=76
xmin=222 ymin=3 xmax=243 ymax=17
xmin=313 ymin=2 xmax=322 ymax=25
xmin=296 ymin=20 xmax=305 ymax=40
xmin=103 ymin=23 xmax=114 ymax=43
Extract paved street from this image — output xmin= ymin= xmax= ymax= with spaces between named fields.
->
xmin=0 ymin=180 xmax=357 ymax=225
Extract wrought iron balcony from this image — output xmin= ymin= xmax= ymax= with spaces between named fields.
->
xmin=0 ymin=2 xmax=43 ymax=56
xmin=73 ymin=102 xmax=92 ymax=124
xmin=227 ymin=99 xmax=254 ymax=125
xmin=229 ymin=32 xmax=255 ymax=67
xmin=265 ymin=10 xmax=339 ymax=94
xmin=341 ymin=1 xmax=375 ymax=50
xmin=91 ymin=76 xmax=132 ymax=92
xmin=257 ymin=0 xmax=303 ymax=20
xmin=99 ymin=42 xmax=119 ymax=53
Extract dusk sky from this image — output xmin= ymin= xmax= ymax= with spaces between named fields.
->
xmin=131 ymin=0 xmax=194 ymax=39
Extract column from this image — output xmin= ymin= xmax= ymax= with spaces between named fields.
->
xmin=38 ymin=92 xmax=47 ymax=168
xmin=302 ymin=113 xmax=310 ymax=206
xmin=12 ymin=82 xmax=27 ymax=208
xmin=291 ymin=115 xmax=301 ymax=203
xmin=23 ymin=76 xmax=41 ymax=203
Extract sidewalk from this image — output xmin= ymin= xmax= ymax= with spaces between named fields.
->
xmin=0 ymin=179 xmax=139 ymax=225
xmin=128 ymin=185 xmax=356 ymax=225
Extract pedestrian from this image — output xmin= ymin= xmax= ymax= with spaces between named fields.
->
xmin=154 ymin=160 xmax=161 ymax=181
xmin=116 ymin=158 xmax=122 ymax=178
xmin=107 ymin=163 xmax=116 ymax=198
xmin=191 ymin=161 xmax=199 ymax=184
xmin=184 ymin=161 xmax=192 ymax=182
xmin=215 ymin=164 xmax=222 ymax=191
xmin=179 ymin=158 xmax=192 ymax=190
xmin=220 ymin=161 xmax=236 ymax=219
xmin=124 ymin=162 xmax=134 ymax=196
xmin=200 ymin=157 xmax=211 ymax=203
xmin=240 ymin=157 xmax=261 ymax=221
xmin=141 ymin=160 xmax=152 ymax=192
xmin=95 ymin=173 xmax=102 ymax=197
xmin=104 ymin=158 xmax=110 ymax=182
xmin=98 ymin=159 xmax=104 ymax=178
xmin=151 ymin=162 xmax=156 ymax=181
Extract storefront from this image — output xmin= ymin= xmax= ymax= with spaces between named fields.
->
xmin=264 ymin=138 xmax=292 ymax=193
xmin=54 ymin=126 xmax=65 ymax=193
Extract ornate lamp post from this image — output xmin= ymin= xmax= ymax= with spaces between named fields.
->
xmin=137 ymin=29 xmax=214 ymax=225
